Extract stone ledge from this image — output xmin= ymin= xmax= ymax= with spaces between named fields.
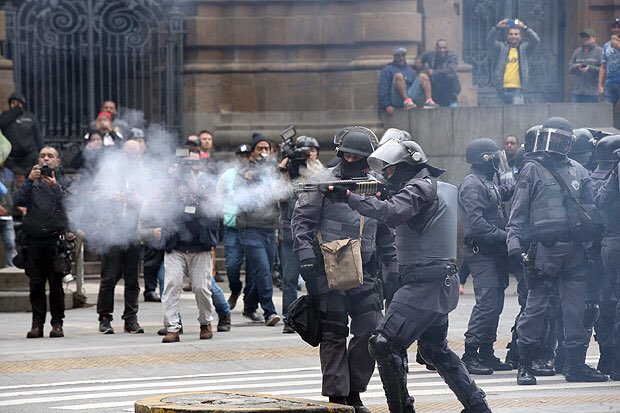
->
xmin=135 ymin=391 xmax=354 ymax=413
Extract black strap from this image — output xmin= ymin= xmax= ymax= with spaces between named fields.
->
xmin=527 ymin=159 xmax=577 ymax=203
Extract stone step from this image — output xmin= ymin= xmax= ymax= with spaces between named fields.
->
xmin=0 ymin=268 xmax=29 ymax=291
xmin=0 ymin=290 xmax=74 ymax=312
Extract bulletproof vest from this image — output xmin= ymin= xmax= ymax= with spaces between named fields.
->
xmin=528 ymin=161 xmax=578 ymax=237
xmin=462 ymin=174 xmax=507 ymax=240
xmin=395 ymin=179 xmax=457 ymax=266
xmin=318 ymin=167 xmax=378 ymax=263
xmin=592 ymin=170 xmax=620 ymax=234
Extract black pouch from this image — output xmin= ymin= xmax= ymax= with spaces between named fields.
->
xmin=286 ymin=295 xmax=322 ymax=347
xmin=53 ymin=237 xmax=74 ymax=275
xmin=13 ymin=245 xmax=27 ymax=269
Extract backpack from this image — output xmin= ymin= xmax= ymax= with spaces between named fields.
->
xmin=286 ymin=295 xmax=322 ymax=347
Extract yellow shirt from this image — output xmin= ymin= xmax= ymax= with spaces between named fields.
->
xmin=503 ymin=47 xmax=521 ymax=88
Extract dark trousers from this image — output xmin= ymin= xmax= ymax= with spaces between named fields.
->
xmin=224 ymin=227 xmax=244 ymax=296
xmin=143 ymin=246 xmax=164 ymax=295
xmin=280 ymin=238 xmax=300 ymax=322
xmin=26 ymin=238 xmax=64 ymax=327
xmin=463 ymin=251 xmax=508 ymax=346
xmin=239 ymin=228 xmax=277 ymax=318
xmin=97 ymin=244 xmax=141 ymax=322
xmin=517 ymin=242 xmax=589 ymax=350
xmin=601 ymin=241 xmax=620 ymax=353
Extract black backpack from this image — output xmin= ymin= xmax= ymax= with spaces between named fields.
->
xmin=286 ymin=295 xmax=322 ymax=347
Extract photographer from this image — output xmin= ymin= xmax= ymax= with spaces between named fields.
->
xmin=14 ymin=146 xmax=72 ymax=338
xmin=278 ymin=133 xmax=324 ymax=333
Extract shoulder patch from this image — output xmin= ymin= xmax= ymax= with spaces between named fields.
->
xmin=298 ymin=193 xmax=309 ymax=206
xmin=571 ymin=180 xmax=580 ymax=191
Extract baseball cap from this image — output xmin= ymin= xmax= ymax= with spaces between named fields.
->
xmin=96 ymin=111 xmax=112 ymax=120
xmin=393 ymin=46 xmax=407 ymax=55
xmin=579 ymin=28 xmax=597 ymax=37
xmin=612 ymin=18 xmax=620 ymax=26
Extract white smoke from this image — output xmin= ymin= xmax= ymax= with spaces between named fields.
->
xmin=67 ymin=111 xmax=295 ymax=253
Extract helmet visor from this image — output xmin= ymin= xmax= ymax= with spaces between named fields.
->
xmin=367 ymin=139 xmax=407 ymax=173
xmin=533 ymin=128 xmax=574 ymax=154
xmin=379 ymin=128 xmax=410 ymax=146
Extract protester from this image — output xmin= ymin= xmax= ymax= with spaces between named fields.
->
xmin=417 ymin=39 xmax=461 ymax=107
xmin=599 ymin=18 xmax=620 ymax=105
xmin=568 ymin=28 xmax=602 ymax=103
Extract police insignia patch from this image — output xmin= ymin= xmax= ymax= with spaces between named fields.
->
xmin=568 ymin=167 xmax=577 ymax=176
xmin=571 ymin=180 xmax=580 ymax=191
xmin=298 ymin=193 xmax=309 ymax=206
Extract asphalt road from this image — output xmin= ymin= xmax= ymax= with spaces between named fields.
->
xmin=0 ymin=277 xmax=618 ymax=413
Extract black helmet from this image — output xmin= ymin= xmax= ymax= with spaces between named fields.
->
xmin=596 ymin=135 xmax=620 ymax=162
xmin=524 ymin=124 xmax=542 ymax=152
xmin=568 ymin=128 xmax=596 ymax=165
xmin=235 ymin=144 xmax=251 ymax=156
xmin=335 ymin=126 xmax=377 ymax=158
xmin=531 ymin=117 xmax=575 ymax=154
xmin=295 ymin=135 xmax=320 ymax=150
xmin=465 ymin=138 xmax=500 ymax=165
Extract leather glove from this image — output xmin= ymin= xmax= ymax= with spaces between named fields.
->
xmin=319 ymin=185 xmax=349 ymax=203
xmin=299 ymin=258 xmax=319 ymax=297
xmin=507 ymin=248 xmax=523 ymax=270
xmin=383 ymin=272 xmax=401 ymax=302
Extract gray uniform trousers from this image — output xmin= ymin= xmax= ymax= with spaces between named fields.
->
xmin=517 ymin=242 xmax=589 ymax=350
xmin=316 ymin=269 xmax=382 ymax=397
xmin=376 ymin=278 xmax=487 ymax=408
xmin=463 ymin=249 xmax=509 ymax=346
xmin=601 ymin=237 xmax=620 ymax=356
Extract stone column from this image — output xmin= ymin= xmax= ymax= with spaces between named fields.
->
xmin=421 ymin=0 xmax=477 ymax=106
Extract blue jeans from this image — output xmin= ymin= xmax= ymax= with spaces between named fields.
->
xmin=280 ymin=239 xmax=300 ymax=323
xmin=0 ymin=218 xmax=16 ymax=267
xmin=604 ymin=82 xmax=620 ymax=105
xmin=224 ymin=227 xmax=244 ymax=296
xmin=572 ymin=93 xmax=598 ymax=103
xmin=239 ymin=228 xmax=277 ymax=318
xmin=391 ymin=76 xmax=425 ymax=108
xmin=500 ymin=88 xmax=524 ymax=105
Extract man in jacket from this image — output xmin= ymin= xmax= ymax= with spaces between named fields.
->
xmin=14 ymin=146 xmax=72 ymax=338
xmin=487 ymin=19 xmax=540 ymax=104
xmin=568 ymin=29 xmax=603 ymax=103
xmin=323 ymin=135 xmax=490 ymax=413
xmin=0 ymin=92 xmax=43 ymax=173
xmin=292 ymin=127 xmax=396 ymax=413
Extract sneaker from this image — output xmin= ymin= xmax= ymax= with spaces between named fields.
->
xmin=282 ymin=324 xmax=295 ymax=334
xmin=49 ymin=324 xmax=64 ymax=338
xmin=158 ymin=325 xmax=183 ymax=336
xmin=217 ymin=315 xmax=231 ymax=332
xmin=265 ymin=314 xmax=281 ymax=326
xmin=227 ymin=293 xmax=239 ymax=310
xmin=403 ymin=98 xmax=416 ymax=110
xmin=26 ymin=325 xmax=43 ymax=339
xmin=200 ymin=324 xmax=213 ymax=339
xmin=242 ymin=311 xmax=264 ymax=323
xmin=162 ymin=331 xmax=180 ymax=343
xmin=124 ymin=320 xmax=144 ymax=334
xmin=99 ymin=318 xmax=114 ymax=334
xmin=423 ymin=99 xmax=438 ymax=109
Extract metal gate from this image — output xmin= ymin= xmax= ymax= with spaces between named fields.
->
xmin=463 ymin=0 xmax=565 ymax=105
xmin=1 ymin=0 xmax=184 ymax=144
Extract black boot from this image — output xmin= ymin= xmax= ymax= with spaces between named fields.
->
xmin=479 ymin=343 xmax=513 ymax=371
xmin=328 ymin=396 xmax=347 ymax=405
xmin=415 ymin=350 xmax=436 ymax=371
xmin=368 ymin=333 xmax=415 ymax=413
xmin=517 ymin=343 xmax=537 ymax=385
xmin=597 ymin=346 xmax=615 ymax=375
xmin=554 ymin=345 xmax=565 ymax=374
xmin=461 ymin=344 xmax=493 ymax=375
xmin=346 ymin=392 xmax=371 ymax=413
xmin=564 ymin=347 xmax=608 ymax=382
xmin=505 ymin=340 xmax=519 ymax=369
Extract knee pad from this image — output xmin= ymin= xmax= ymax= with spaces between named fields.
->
xmin=368 ymin=331 xmax=392 ymax=360
xmin=583 ymin=302 xmax=600 ymax=329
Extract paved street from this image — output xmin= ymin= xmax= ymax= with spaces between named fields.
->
xmin=0 ymin=278 xmax=618 ymax=413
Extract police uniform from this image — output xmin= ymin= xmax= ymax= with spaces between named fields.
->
xmin=345 ymin=167 xmax=488 ymax=413
xmin=459 ymin=167 xmax=513 ymax=370
xmin=291 ymin=165 xmax=397 ymax=399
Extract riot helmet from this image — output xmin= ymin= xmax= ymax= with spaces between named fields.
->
xmin=531 ymin=117 xmax=574 ymax=155
xmin=596 ymin=134 xmax=620 ymax=163
xmin=524 ymin=124 xmax=542 ymax=152
xmin=378 ymin=128 xmax=413 ymax=146
xmin=367 ymin=138 xmax=427 ymax=178
xmin=295 ymin=135 xmax=320 ymax=151
xmin=334 ymin=126 xmax=377 ymax=158
xmin=465 ymin=138 xmax=501 ymax=166
xmin=568 ymin=128 xmax=596 ymax=166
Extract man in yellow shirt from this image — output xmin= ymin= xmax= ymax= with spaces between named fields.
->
xmin=487 ymin=18 xmax=540 ymax=104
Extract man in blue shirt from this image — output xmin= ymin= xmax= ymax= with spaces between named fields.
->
xmin=598 ymin=18 xmax=620 ymax=104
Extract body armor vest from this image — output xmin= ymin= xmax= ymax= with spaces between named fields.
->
xmin=461 ymin=173 xmax=507 ymax=240
xmin=592 ymin=171 xmax=620 ymax=234
xmin=395 ymin=179 xmax=457 ymax=266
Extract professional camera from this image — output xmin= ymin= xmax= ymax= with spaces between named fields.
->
xmin=280 ymin=126 xmax=311 ymax=163
xmin=39 ymin=164 xmax=53 ymax=177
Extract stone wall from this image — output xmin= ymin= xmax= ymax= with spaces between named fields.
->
xmin=382 ymin=103 xmax=614 ymax=185
xmin=0 ymin=10 xmax=14 ymax=109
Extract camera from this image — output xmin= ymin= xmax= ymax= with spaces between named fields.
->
xmin=580 ymin=64 xmax=588 ymax=68
xmin=507 ymin=18 xmax=519 ymax=28
xmin=39 ymin=164 xmax=53 ymax=177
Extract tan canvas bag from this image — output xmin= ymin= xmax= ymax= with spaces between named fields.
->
xmin=317 ymin=217 xmax=364 ymax=291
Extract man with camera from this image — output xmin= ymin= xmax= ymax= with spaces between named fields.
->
xmin=0 ymin=92 xmax=43 ymax=173
xmin=14 ymin=146 xmax=72 ymax=338
xmin=487 ymin=18 xmax=540 ymax=104
xmin=568 ymin=28 xmax=602 ymax=103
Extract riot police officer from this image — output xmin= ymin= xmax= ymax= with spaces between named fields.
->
xmin=323 ymin=135 xmax=490 ymax=413
xmin=594 ymin=134 xmax=620 ymax=380
xmin=460 ymin=138 xmax=514 ymax=374
xmin=506 ymin=117 xmax=607 ymax=385
xmin=291 ymin=126 xmax=397 ymax=413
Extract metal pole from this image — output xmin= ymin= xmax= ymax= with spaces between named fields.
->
xmin=87 ymin=0 xmax=95 ymax=123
